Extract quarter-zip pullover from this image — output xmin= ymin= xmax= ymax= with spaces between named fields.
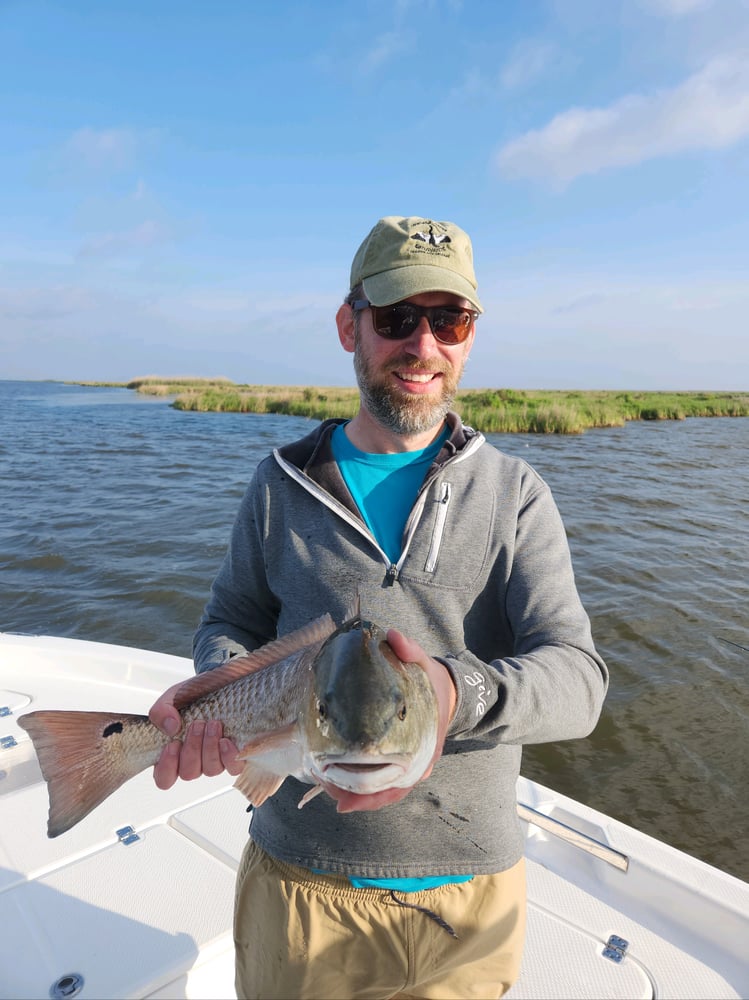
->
xmin=193 ymin=412 xmax=608 ymax=878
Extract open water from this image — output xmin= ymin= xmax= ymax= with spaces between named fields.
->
xmin=1 ymin=380 xmax=747 ymax=881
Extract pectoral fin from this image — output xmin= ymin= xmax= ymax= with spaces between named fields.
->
xmin=234 ymin=762 xmax=285 ymax=807
xmin=233 ymin=723 xmax=300 ymax=807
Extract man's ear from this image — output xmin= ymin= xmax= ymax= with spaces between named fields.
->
xmin=336 ymin=303 xmax=356 ymax=354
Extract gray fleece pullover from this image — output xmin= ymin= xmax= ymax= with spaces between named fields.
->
xmin=193 ymin=413 xmax=608 ymax=877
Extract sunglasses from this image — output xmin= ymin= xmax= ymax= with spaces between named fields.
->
xmin=351 ymin=299 xmax=477 ymax=346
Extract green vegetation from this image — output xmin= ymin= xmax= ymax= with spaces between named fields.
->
xmin=127 ymin=375 xmax=235 ymax=397
xmin=94 ymin=379 xmax=749 ymax=435
xmin=453 ymin=388 xmax=749 ymax=434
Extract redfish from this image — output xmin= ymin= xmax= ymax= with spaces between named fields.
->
xmin=18 ymin=614 xmax=439 ymax=837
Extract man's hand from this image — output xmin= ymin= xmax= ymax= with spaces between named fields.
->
xmin=149 ymin=681 xmax=243 ymax=790
xmin=324 ymin=628 xmax=457 ymax=814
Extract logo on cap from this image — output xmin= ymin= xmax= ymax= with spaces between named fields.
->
xmin=411 ymin=225 xmax=452 ymax=247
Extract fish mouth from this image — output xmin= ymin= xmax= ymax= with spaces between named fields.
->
xmin=314 ymin=754 xmax=411 ymax=793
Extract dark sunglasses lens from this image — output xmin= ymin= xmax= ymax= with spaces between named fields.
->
xmin=431 ymin=309 xmax=471 ymax=345
xmin=372 ymin=305 xmax=472 ymax=344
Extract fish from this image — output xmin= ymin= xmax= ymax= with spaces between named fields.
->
xmin=17 ymin=613 xmax=440 ymax=838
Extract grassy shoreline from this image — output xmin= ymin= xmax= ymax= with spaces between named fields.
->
xmin=78 ymin=378 xmax=749 ymax=434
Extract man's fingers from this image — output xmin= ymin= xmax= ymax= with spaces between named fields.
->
xmin=385 ymin=627 xmax=421 ymax=665
xmin=148 ymin=681 xmax=184 ymax=738
xmin=178 ymin=721 xmax=206 ymax=780
xmin=153 ymin=720 xmax=242 ymax=788
xmin=153 ymin=740 xmax=180 ymax=790
xmin=221 ymin=738 xmax=245 ymax=776
xmin=200 ymin=721 xmax=225 ymax=777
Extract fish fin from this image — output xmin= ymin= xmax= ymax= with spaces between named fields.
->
xmin=17 ymin=710 xmax=156 ymax=838
xmin=173 ymin=613 xmax=337 ymax=711
xmin=232 ymin=724 xmax=302 ymax=806
xmin=233 ymin=762 xmax=286 ymax=807
xmin=339 ymin=592 xmax=361 ymax=628
xmin=297 ymin=784 xmax=325 ymax=808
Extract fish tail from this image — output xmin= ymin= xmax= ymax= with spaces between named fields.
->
xmin=17 ymin=710 xmax=163 ymax=838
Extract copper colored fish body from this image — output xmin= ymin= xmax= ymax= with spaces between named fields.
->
xmin=18 ymin=614 xmax=439 ymax=837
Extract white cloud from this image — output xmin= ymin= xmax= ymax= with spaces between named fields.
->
xmin=63 ymin=127 xmax=139 ymax=171
xmin=359 ymin=32 xmax=405 ymax=74
xmin=77 ymin=220 xmax=171 ymax=258
xmin=640 ymin=0 xmax=714 ymax=15
xmin=500 ymin=39 xmax=558 ymax=90
xmin=496 ymin=52 xmax=749 ymax=184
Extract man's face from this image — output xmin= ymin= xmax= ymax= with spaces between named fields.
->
xmin=351 ymin=291 xmax=476 ymax=437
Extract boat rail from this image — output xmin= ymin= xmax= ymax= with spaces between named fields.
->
xmin=517 ymin=802 xmax=630 ymax=872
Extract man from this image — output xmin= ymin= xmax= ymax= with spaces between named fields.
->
xmin=150 ymin=215 xmax=608 ymax=999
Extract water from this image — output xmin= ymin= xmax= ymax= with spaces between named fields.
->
xmin=1 ymin=381 xmax=747 ymax=881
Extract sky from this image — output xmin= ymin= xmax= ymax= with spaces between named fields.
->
xmin=2 ymin=0 xmax=748 ymax=390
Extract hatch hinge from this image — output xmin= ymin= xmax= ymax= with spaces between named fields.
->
xmin=603 ymin=934 xmax=629 ymax=963
xmin=116 ymin=825 xmax=141 ymax=845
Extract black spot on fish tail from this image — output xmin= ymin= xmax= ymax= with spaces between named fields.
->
xmin=102 ymin=722 xmax=124 ymax=737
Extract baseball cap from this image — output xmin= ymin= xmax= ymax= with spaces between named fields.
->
xmin=350 ymin=216 xmax=483 ymax=313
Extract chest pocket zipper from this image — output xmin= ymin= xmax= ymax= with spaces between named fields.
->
xmin=424 ymin=482 xmax=451 ymax=573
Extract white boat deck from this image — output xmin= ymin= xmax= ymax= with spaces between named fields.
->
xmin=1 ymin=632 xmax=747 ymax=999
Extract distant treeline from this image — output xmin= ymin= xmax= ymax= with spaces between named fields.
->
xmin=84 ymin=378 xmax=749 ymax=435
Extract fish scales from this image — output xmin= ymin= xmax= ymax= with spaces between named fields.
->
xmin=182 ymin=650 xmax=313 ymax=745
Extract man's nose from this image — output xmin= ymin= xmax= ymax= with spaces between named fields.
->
xmin=402 ymin=315 xmax=440 ymax=352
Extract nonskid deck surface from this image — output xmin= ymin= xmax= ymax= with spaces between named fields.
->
xmin=1 ymin=633 xmax=747 ymax=999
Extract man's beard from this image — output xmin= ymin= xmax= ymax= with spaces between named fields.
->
xmin=353 ymin=336 xmax=464 ymax=436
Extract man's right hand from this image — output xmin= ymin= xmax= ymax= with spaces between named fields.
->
xmin=149 ymin=682 xmax=244 ymax=789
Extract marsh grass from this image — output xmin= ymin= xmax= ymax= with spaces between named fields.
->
xmin=118 ymin=380 xmax=749 ymax=434
xmin=455 ymin=388 xmax=749 ymax=433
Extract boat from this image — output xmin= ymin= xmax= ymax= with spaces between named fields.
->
xmin=1 ymin=630 xmax=747 ymax=999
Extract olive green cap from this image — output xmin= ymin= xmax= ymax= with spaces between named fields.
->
xmin=350 ymin=216 xmax=483 ymax=313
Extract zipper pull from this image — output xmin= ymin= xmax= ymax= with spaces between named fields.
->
xmin=384 ymin=563 xmax=399 ymax=586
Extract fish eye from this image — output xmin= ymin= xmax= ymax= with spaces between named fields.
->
xmin=397 ymin=704 xmax=407 ymax=721
xmin=318 ymin=700 xmax=328 ymax=720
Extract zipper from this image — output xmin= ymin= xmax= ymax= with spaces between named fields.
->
xmin=273 ymin=450 xmax=395 ymax=573
xmin=424 ymin=482 xmax=451 ymax=573
xmin=273 ymin=432 xmax=484 ymax=585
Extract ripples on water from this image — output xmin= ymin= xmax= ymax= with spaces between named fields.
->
xmin=1 ymin=381 xmax=747 ymax=880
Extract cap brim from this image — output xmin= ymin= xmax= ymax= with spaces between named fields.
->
xmin=363 ymin=264 xmax=483 ymax=313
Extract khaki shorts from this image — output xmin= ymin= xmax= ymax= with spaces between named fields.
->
xmin=234 ymin=839 xmax=526 ymax=1000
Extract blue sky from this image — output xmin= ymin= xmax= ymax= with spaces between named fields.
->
xmin=2 ymin=0 xmax=748 ymax=389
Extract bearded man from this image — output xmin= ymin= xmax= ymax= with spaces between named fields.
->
xmin=150 ymin=215 xmax=608 ymax=999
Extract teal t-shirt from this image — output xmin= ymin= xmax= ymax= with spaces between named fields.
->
xmin=327 ymin=421 xmax=473 ymax=894
xmin=331 ymin=422 xmax=449 ymax=563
